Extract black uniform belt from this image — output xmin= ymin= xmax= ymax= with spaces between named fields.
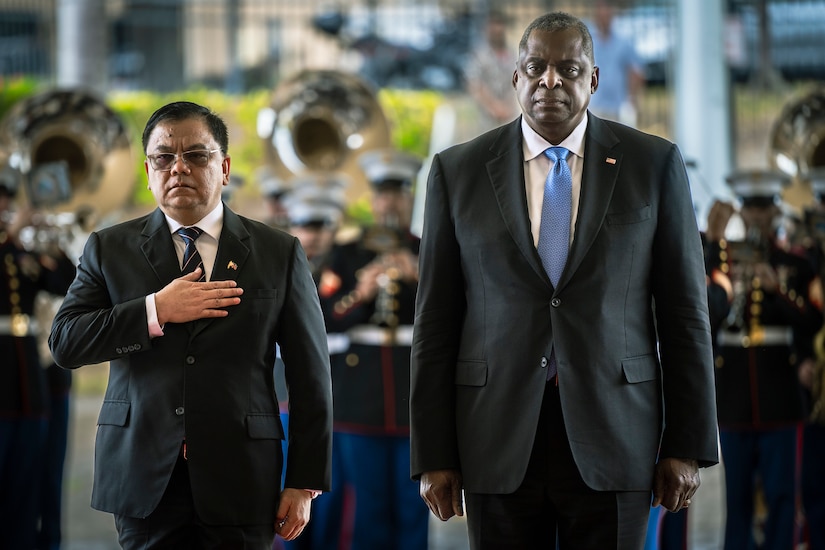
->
xmin=347 ymin=325 xmax=414 ymax=347
xmin=0 ymin=314 xmax=39 ymax=337
xmin=717 ymin=326 xmax=792 ymax=347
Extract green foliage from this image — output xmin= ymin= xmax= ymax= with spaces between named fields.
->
xmin=378 ymin=88 xmax=443 ymax=158
xmin=0 ymin=76 xmax=40 ymax=122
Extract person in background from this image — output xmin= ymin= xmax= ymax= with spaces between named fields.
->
xmin=34 ymin=291 xmax=74 ymax=550
xmin=795 ymin=173 xmax=825 ymax=550
xmin=48 ymin=101 xmax=333 ymax=549
xmin=275 ymin=174 xmax=353 ymax=550
xmin=221 ymin=173 xmax=246 ymax=209
xmin=410 ymin=12 xmax=718 ymax=549
xmin=0 ymin=169 xmax=76 ymax=550
xmin=327 ymin=149 xmax=430 ymax=550
xmin=705 ymin=171 xmax=821 ymax=550
xmin=586 ymin=0 xmax=646 ymax=127
xmin=258 ymin=166 xmax=294 ymax=230
xmin=282 ymin=176 xmax=348 ymax=283
xmin=463 ymin=9 xmax=520 ymax=135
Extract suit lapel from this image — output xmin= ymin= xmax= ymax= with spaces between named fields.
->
xmin=211 ymin=208 xmax=250 ymax=284
xmin=487 ymin=120 xmax=550 ymax=285
xmin=558 ymin=115 xmax=621 ymax=289
xmin=141 ymin=208 xmax=182 ymax=286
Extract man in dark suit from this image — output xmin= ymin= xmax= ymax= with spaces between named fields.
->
xmin=48 ymin=101 xmax=332 ymax=549
xmin=410 ymin=12 xmax=719 ymax=549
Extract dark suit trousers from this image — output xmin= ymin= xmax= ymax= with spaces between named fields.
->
xmin=464 ymin=382 xmax=650 ymax=550
xmin=115 ymin=450 xmax=275 ymax=550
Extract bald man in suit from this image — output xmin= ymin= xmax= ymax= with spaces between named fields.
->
xmin=410 ymin=12 xmax=718 ymax=549
xmin=49 ymin=101 xmax=332 ymax=549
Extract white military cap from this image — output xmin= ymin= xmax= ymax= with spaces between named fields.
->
xmin=256 ymin=166 xmax=293 ymax=198
xmin=725 ymin=170 xmax=791 ymax=202
xmin=283 ymin=172 xmax=348 ymax=226
xmin=285 ymin=200 xmax=342 ymax=227
xmin=287 ymin=172 xmax=348 ymax=210
xmin=358 ymin=149 xmax=422 ymax=190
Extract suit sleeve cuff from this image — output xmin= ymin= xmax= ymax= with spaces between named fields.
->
xmin=146 ymin=294 xmax=164 ymax=338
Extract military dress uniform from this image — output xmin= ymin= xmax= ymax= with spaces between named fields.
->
xmin=327 ymin=149 xmax=429 ymax=550
xmin=324 ymin=228 xmax=426 ymax=550
xmin=274 ymin=177 xmax=353 ymax=550
xmin=0 ymin=225 xmax=76 ymax=549
xmin=711 ymin=172 xmax=822 ymax=550
xmin=796 ymin=172 xmax=825 ymax=550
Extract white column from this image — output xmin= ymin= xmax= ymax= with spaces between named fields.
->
xmin=57 ymin=0 xmax=107 ymax=92
xmin=673 ymin=0 xmax=734 ymax=231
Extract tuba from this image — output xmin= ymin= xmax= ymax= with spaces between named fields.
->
xmin=770 ymin=87 xmax=825 ymax=424
xmin=0 ymin=87 xmax=134 ymax=256
xmin=0 ymin=88 xmax=135 ymax=363
xmin=769 ymin=87 xmax=825 ymax=210
xmin=256 ymin=69 xmax=390 ymax=204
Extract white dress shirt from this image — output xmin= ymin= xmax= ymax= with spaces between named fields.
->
xmin=521 ymin=114 xmax=588 ymax=248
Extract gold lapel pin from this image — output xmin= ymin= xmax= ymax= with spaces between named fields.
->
xmin=227 ymin=260 xmax=238 ymax=270
xmin=606 ymin=157 xmax=617 ymax=164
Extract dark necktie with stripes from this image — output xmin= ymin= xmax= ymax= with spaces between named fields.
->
xmin=177 ymin=226 xmax=205 ymax=281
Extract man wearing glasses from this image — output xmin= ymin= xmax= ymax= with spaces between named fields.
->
xmin=49 ymin=101 xmax=333 ymax=549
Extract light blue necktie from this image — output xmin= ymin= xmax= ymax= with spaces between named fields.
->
xmin=537 ymin=147 xmax=572 ymax=286
xmin=177 ymin=226 xmax=205 ymax=281
xmin=537 ymin=147 xmax=572 ymax=380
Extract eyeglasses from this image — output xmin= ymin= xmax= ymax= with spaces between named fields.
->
xmin=146 ymin=149 xmax=222 ymax=171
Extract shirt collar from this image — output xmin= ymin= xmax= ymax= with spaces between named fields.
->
xmin=165 ymin=202 xmax=224 ymax=240
xmin=521 ymin=113 xmax=588 ymax=162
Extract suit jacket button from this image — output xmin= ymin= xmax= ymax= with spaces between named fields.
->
xmin=540 ymin=356 xmax=548 ymax=368
xmin=551 ymin=298 xmax=561 ymax=307
xmin=186 ymin=356 xmax=195 ymax=365
xmin=175 ymin=407 xmax=184 ymax=416
xmin=116 ymin=347 xmax=122 ymax=354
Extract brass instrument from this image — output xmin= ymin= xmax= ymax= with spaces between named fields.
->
xmin=362 ymin=221 xmax=408 ymax=331
xmin=0 ymin=88 xmax=135 ymax=257
xmin=813 ymin=328 xmax=825 ymax=425
xmin=770 ymin=88 xmax=825 ymax=424
xmin=0 ymin=89 xmax=135 ymax=367
xmin=256 ymin=70 xmax=391 ymax=205
xmin=718 ymin=228 xmax=771 ymax=345
xmin=807 ymin=199 xmax=825 ymax=424
xmin=769 ymin=87 xmax=825 ymax=210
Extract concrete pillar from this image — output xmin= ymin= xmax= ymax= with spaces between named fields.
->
xmin=673 ymin=0 xmax=734 ymax=230
xmin=57 ymin=0 xmax=107 ymax=93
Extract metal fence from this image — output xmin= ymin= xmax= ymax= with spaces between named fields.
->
xmin=1 ymin=0 xmax=824 ymax=171
xmin=4 ymin=1 xmax=825 ymax=88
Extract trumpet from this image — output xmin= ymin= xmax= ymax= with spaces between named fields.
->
xmin=769 ymin=88 xmax=825 ymax=423
xmin=717 ymin=227 xmax=771 ymax=334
